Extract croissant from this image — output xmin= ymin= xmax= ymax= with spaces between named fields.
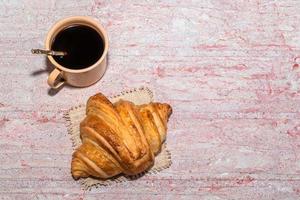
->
xmin=71 ymin=93 xmax=172 ymax=179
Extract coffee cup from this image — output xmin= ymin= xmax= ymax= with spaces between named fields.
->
xmin=45 ymin=16 xmax=108 ymax=88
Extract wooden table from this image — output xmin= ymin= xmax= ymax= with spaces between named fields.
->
xmin=1 ymin=0 xmax=300 ymax=199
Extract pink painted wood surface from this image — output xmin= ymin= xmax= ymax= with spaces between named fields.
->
xmin=1 ymin=0 xmax=300 ymax=199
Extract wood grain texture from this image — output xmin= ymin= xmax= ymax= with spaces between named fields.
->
xmin=1 ymin=0 xmax=300 ymax=199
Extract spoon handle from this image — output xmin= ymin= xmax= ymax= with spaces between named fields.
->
xmin=31 ymin=49 xmax=67 ymax=56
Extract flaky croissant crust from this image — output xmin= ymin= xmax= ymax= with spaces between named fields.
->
xmin=71 ymin=93 xmax=172 ymax=179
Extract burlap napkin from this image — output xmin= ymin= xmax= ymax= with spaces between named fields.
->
xmin=64 ymin=87 xmax=172 ymax=190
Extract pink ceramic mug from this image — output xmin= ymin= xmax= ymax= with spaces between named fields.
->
xmin=45 ymin=16 xmax=108 ymax=88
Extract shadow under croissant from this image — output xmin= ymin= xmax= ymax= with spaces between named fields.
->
xmin=75 ymin=170 xmax=149 ymax=190
xmin=74 ymin=162 xmax=153 ymax=182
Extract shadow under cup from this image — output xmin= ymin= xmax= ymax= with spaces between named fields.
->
xmin=46 ymin=16 xmax=108 ymax=88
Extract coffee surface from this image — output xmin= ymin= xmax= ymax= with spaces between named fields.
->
xmin=51 ymin=25 xmax=104 ymax=69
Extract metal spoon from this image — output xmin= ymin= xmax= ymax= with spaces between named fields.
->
xmin=31 ymin=49 xmax=67 ymax=56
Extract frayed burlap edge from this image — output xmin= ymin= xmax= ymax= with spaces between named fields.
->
xmin=64 ymin=87 xmax=172 ymax=190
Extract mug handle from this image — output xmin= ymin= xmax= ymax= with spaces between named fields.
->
xmin=47 ymin=68 xmax=65 ymax=89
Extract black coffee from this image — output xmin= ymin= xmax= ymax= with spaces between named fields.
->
xmin=51 ymin=25 xmax=104 ymax=69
